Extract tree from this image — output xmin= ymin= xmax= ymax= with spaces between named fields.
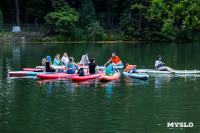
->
xmin=15 ymin=0 xmax=20 ymax=25
xmin=78 ymin=0 xmax=96 ymax=26
xmin=87 ymin=21 xmax=104 ymax=41
xmin=150 ymin=0 xmax=200 ymax=32
xmin=26 ymin=0 xmax=47 ymax=29
xmin=131 ymin=1 xmax=146 ymax=30
xmin=0 ymin=10 xmax=3 ymax=31
xmin=44 ymin=0 xmax=79 ymax=35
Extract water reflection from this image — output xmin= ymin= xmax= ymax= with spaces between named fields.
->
xmin=100 ymin=81 xmax=116 ymax=98
xmin=124 ymin=76 xmax=149 ymax=87
xmin=37 ymin=78 xmax=102 ymax=96
xmin=46 ymin=82 xmax=52 ymax=98
xmin=154 ymin=74 xmax=174 ymax=88
xmin=13 ymin=47 xmax=20 ymax=64
xmin=2 ymin=42 xmax=200 ymax=133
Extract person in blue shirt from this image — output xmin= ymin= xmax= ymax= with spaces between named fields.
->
xmin=155 ymin=55 xmax=175 ymax=73
xmin=53 ymin=54 xmax=61 ymax=66
xmin=66 ymin=57 xmax=78 ymax=74
xmin=105 ymin=60 xmax=118 ymax=75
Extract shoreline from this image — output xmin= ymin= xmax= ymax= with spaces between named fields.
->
xmin=0 ymin=32 xmax=197 ymax=44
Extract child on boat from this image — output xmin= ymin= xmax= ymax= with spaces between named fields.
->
xmin=105 ymin=60 xmax=119 ymax=75
xmin=155 ymin=55 xmax=175 ymax=73
xmin=125 ymin=63 xmax=137 ymax=73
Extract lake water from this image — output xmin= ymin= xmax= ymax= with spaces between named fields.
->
xmin=0 ymin=42 xmax=200 ymax=133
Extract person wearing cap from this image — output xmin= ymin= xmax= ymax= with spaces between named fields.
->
xmin=80 ymin=52 xmax=89 ymax=66
xmin=155 ymin=55 xmax=175 ymax=73
xmin=87 ymin=58 xmax=99 ymax=74
xmin=105 ymin=52 xmax=123 ymax=66
xmin=45 ymin=56 xmax=56 ymax=72
xmin=125 ymin=63 xmax=137 ymax=73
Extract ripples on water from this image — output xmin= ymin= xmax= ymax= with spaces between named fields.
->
xmin=1 ymin=43 xmax=200 ymax=132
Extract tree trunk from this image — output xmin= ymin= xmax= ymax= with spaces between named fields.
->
xmin=15 ymin=0 xmax=20 ymax=26
xmin=139 ymin=9 xmax=142 ymax=30
xmin=107 ymin=5 xmax=111 ymax=29
xmin=128 ymin=9 xmax=132 ymax=20
xmin=139 ymin=0 xmax=143 ymax=30
xmin=35 ymin=17 xmax=38 ymax=29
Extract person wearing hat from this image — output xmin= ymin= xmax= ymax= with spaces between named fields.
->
xmin=155 ymin=55 xmax=174 ymax=73
xmin=87 ymin=58 xmax=99 ymax=74
xmin=45 ymin=56 xmax=56 ymax=72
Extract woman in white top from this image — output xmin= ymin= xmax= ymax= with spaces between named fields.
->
xmin=79 ymin=52 xmax=89 ymax=66
xmin=61 ymin=53 xmax=69 ymax=65
xmin=155 ymin=55 xmax=175 ymax=73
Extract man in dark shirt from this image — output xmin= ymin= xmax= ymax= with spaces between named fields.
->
xmin=88 ymin=58 xmax=99 ymax=74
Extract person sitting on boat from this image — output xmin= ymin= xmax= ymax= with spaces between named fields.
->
xmin=45 ymin=56 xmax=56 ymax=72
xmin=87 ymin=58 xmax=99 ymax=74
xmin=53 ymin=54 xmax=61 ymax=66
xmin=66 ymin=57 xmax=78 ymax=74
xmin=105 ymin=52 xmax=123 ymax=66
xmin=79 ymin=52 xmax=89 ymax=66
xmin=105 ymin=60 xmax=119 ymax=75
xmin=125 ymin=63 xmax=137 ymax=73
xmin=61 ymin=53 xmax=69 ymax=65
xmin=42 ymin=58 xmax=46 ymax=68
xmin=155 ymin=55 xmax=175 ymax=73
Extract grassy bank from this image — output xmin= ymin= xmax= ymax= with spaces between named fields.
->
xmin=1 ymin=31 xmax=199 ymax=44
xmin=0 ymin=32 xmax=50 ymax=43
xmin=0 ymin=31 xmax=124 ymax=43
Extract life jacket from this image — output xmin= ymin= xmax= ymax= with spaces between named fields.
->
xmin=157 ymin=63 xmax=163 ymax=68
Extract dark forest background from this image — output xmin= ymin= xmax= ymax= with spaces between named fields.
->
xmin=0 ymin=0 xmax=200 ymax=41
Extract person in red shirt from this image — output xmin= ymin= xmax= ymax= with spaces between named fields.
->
xmin=125 ymin=63 xmax=137 ymax=73
xmin=104 ymin=52 xmax=123 ymax=66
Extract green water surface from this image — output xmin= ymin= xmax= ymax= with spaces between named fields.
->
xmin=0 ymin=42 xmax=200 ymax=133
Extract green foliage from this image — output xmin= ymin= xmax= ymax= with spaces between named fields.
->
xmin=26 ymin=0 xmax=46 ymax=17
xmin=78 ymin=0 xmax=96 ymax=26
xmin=119 ymin=13 xmax=136 ymax=41
xmin=150 ymin=0 xmax=200 ymax=32
xmin=86 ymin=21 xmax=104 ymax=41
xmin=131 ymin=3 xmax=146 ymax=10
xmin=72 ymin=28 xmax=88 ymax=41
xmin=0 ymin=10 xmax=3 ymax=32
xmin=2 ymin=0 xmax=200 ymax=41
xmin=103 ymin=31 xmax=123 ymax=41
xmin=44 ymin=1 xmax=79 ymax=35
xmin=52 ymin=34 xmax=69 ymax=41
